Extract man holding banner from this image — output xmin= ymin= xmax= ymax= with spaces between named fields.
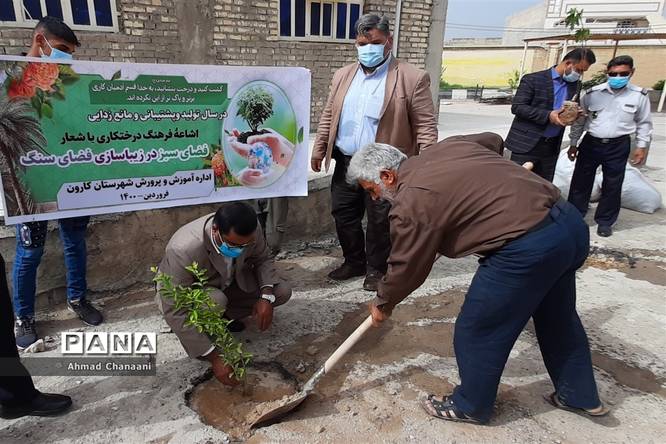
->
xmin=11 ymin=17 xmax=103 ymax=350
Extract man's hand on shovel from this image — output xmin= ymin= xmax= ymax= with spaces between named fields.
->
xmin=369 ymin=303 xmax=391 ymax=327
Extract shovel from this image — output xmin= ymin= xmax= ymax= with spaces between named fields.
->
xmin=250 ymin=315 xmax=374 ymax=428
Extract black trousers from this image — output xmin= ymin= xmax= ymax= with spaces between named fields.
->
xmin=0 ymin=254 xmax=38 ymax=407
xmin=568 ymin=135 xmax=630 ymax=227
xmin=510 ymin=136 xmax=561 ymax=182
xmin=331 ymin=149 xmax=391 ymax=273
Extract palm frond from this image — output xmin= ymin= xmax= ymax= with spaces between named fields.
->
xmin=0 ymin=97 xmax=48 ymax=165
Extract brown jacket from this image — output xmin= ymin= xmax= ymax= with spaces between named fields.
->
xmin=375 ymin=133 xmax=561 ymax=310
xmin=155 ymin=213 xmax=278 ymax=357
xmin=313 ymin=58 xmax=438 ymax=171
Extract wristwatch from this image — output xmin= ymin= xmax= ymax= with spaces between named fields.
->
xmin=261 ymin=293 xmax=276 ymax=304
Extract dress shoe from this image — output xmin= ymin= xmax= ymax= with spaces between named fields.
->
xmin=597 ymin=225 xmax=613 ymax=237
xmin=363 ymin=271 xmax=384 ymax=292
xmin=328 ymin=263 xmax=366 ymax=281
xmin=1 ymin=392 xmax=72 ymax=419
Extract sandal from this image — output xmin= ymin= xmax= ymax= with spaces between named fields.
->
xmin=420 ymin=394 xmax=484 ymax=424
xmin=544 ymin=392 xmax=610 ymax=417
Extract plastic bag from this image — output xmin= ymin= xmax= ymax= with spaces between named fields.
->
xmin=619 ymin=164 xmax=663 ymax=214
xmin=553 ymin=149 xmax=603 ymax=200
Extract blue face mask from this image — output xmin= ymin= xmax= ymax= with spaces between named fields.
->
xmin=608 ymin=75 xmax=629 ymax=89
xmin=218 ymin=242 xmax=244 ymax=259
xmin=41 ymin=37 xmax=73 ymax=60
xmin=562 ymin=67 xmax=581 ymax=83
xmin=357 ymin=43 xmax=387 ymax=68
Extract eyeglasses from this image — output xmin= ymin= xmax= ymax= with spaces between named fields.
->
xmin=607 ymin=72 xmax=631 ymax=77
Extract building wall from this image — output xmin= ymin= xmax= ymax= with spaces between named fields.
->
xmin=442 ymin=43 xmax=666 ymax=89
xmin=502 ymin=1 xmax=548 ymax=46
xmin=0 ymin=0 xmax=435 ymax=128
xmin=442 ymin=47 xmax=544 ymax=87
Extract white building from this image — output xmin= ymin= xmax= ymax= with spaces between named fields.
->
xmin=503 ymin=0 xmax=666 ymax=46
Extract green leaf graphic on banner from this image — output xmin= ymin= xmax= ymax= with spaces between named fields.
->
xmin=297 ymin=126 xmax=304 ymax=144
xmin=41 ymin=102 xmax=53 ymax=119
xmin=111 ymin=70 xmax=122 ymax=81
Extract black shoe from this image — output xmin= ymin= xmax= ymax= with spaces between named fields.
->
xmin=67 ymin=299 xmax=103 ymax=326
xmin=597 ymin=225 xmax=613 ymax=237
xmin=1 ymin=392 xmax=72 ymax=419
xmin=15 ymin=317 xmax=38 ymax=350
xmin=363 ymin=271 xmax=384 ymax=292
xmin=328 ymin=263 xmax=366 ymax=281
xmin=227 ymin=319 xmax=246 ymax=333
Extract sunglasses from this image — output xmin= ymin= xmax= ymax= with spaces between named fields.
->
xmin=607 ymin=72 xmax=631 ymax=77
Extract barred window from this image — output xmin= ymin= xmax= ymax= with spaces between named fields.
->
xmin=280 ymin=0 xmax=363 ymax=41
xmin=0 ymin=0 xmax=118 ymax=32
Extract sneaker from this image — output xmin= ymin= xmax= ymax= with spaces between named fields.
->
xmin=67 ymin=299 xmax=103 ymax=326
xmin=597 ymin=225 xmax=613 ymax=237
xmin=328 ymin=263 xmax=366 ymax=281
xmin=15 ymin=317 xmax=38 ymax=350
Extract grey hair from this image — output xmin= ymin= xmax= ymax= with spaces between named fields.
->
xmin=355 ymin=13 xmax=391 ymax=37
xmin=346 ymin=143 xmax=407 ymax=185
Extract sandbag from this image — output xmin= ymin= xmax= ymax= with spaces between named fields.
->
xmin=553 ymin=149 xmax=602 ymax=200
xmin=619 ymin=164 xmax=663 ymax=214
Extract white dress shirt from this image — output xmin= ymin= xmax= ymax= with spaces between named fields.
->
xmin=570 ymin=82 xmax=653 ymax=148
xmin=334 ymin=56 xmax=391 ymax=155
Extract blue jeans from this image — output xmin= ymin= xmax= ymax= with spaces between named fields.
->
xmin=12 ymin=217 xmax=90 ymax=319
xmin=451 ymin=200 xmax=600 ymax=422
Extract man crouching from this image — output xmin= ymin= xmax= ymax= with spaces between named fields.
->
xmin=155 ymin=202 xmax=291 ymax=385
xmin=347 ymin=134 xmax=607 ymax=424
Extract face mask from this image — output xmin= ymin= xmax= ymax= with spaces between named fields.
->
xmin=608 ymin=76 xmax=629 ymax=89
xmin=211 ymin=228 xmax=245 ymax=258
xmin=563 ymin=67 xmax=581 ymax=83
xmin=40 ymin=37 xmax=73 ymax=60
xmin=357 ymin=43 xmax=386 ymax=68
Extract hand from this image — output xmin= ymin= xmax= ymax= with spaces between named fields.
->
xmin=238 ymin=167 xmax=268 ymax=186
xmin=522 ymin=161 xmax=534 ymax=171
xmin=311 ymin=158 xmax=322 ymax=172
xmin=631 ymin=148 xmax=647 ymax=166
xmin=567 ymin=145 xmax=578 ymax=161
xmin=253 ymin=299 xmax=274 ymax=331
xmin=369 ymin=302 xmax=391 ymax=327
xmin=549 ymin=109 xmax=565 ymax=127
xmin=207 ymin=351 xmax=241 ymax=386
xmin=229 ymin=128 xmax=295 ymax=167
xmin=576 ymin=106 xmax=587 ymax=119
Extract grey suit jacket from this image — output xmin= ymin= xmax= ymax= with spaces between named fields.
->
xmin=155 ymin=213 xmax=278 ymax=357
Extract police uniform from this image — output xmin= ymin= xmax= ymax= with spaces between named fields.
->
xmin=567 ymin=82 xmax=653 ymax=228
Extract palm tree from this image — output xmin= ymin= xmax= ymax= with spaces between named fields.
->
xmin=0 ymin=97 xmax=47 ymax=216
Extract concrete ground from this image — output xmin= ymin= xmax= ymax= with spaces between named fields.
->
xmin=2 ymin=102 xmax=664 ymax=443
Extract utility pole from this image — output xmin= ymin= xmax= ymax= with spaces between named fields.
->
xmin=426 ymin=0 xmax=448 ymax=107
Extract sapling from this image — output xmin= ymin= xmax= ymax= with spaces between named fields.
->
xmin=152 ymin=263 xmax=252 ymax=381
xmin=236 ymin=86 xmax=274 ymax=143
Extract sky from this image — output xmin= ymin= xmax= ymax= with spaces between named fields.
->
xmin=444 ymin=0 xmax=543 ymax=40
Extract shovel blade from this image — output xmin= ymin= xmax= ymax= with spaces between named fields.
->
xmin=250 ymin=391 xmax=308 ymax=428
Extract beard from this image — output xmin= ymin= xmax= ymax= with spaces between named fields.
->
xmin=378 ymin=182 xmax=396 ymax=203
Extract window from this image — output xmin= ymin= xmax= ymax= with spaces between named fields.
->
xmin=0 ymin=0 xmax=118 ymax=32
xmin=280 ymin=0 xmax=363 ymax=41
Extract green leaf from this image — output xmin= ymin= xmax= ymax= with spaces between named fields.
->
xmin=61 ymin=76 xmax=79 ymax=85
xmin=111 ymin=70 xmax=121 ymax=81
xmin=58 ymin=64 xmax=79 ymax=78
xmin=297 ymin=126 xmax=304 ymax=144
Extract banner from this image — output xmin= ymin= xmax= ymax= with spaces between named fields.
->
xmin=0 ymin=56 xmax=310 ymax=224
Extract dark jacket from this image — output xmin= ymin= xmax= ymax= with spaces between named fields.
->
xmin=505 ymin=69 xmax=578 ymax=154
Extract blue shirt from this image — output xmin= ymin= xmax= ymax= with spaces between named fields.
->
xmin=335 ymin=56 xmax=391 ymax=155
xmin=543 ymin=67 xmax=568 ymax=137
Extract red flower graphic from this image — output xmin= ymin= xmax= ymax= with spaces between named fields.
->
xmin=7 ymin=79 xmax=36 ymax=98
xmin=22 ymin=62 xmax=60 ymax=92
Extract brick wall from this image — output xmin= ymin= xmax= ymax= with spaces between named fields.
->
xmin=0 ymin=0 xmax=436 ymax=127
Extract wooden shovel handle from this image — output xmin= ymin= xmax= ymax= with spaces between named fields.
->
xmin=323 ymin=315 xmax=374 ymax=373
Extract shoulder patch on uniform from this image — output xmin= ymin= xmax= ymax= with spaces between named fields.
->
xmin=641 ymin=88 xmax=648 ymax=95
